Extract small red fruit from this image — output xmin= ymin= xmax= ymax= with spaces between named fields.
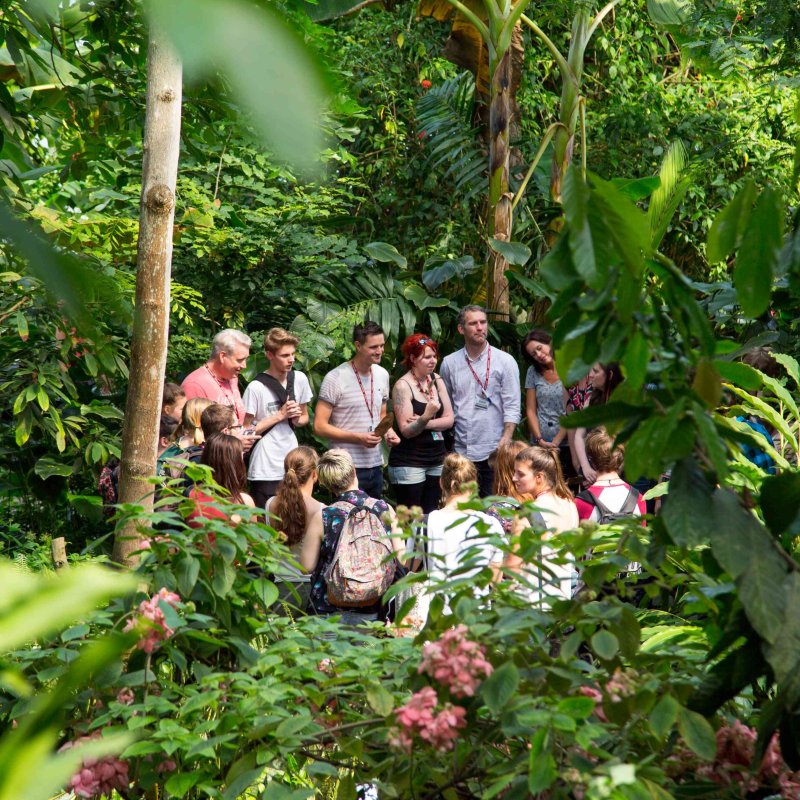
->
xmin=421 ymin=79 xmax=432 ymax=89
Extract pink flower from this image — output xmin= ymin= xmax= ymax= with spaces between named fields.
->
xmin=390 ymin=687 xmax=466 ymax=753
xmin=156 ymin=759 xmax=177 ymax=775
xmin=123 ymin=588 xmax=181 ymax=653
xmin=578 ymin=685 xmax=608 ymax=723
xmin=60 ymin=734 xmax=129 ymax=798
xmin=604 ymin=668 xmax=635 ymax=703
xmin=116 ymin=688 xmax=135 ymax=706
xmin=418 ymin=625 xmax=493 ymax=697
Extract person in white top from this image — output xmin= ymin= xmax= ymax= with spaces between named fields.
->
xmin=243 ymin=328 xmax=313 ymax=508
xmin=314 ymin=321 xmax=400 ymax=499
xmin=510 ymin=445 xmax=579 ymax=603
xmin=407 ymin=453 xmax=503 ymax=625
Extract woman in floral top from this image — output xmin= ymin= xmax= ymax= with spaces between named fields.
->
xmin=308 ymin=450 xmax=402 ymax=623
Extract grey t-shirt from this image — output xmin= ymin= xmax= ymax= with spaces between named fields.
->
xmin=524 ymin=367 xmax=565 ymax=442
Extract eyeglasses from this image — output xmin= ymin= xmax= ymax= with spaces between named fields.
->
xmin=228 ymin=424 xmax=243 ymax=432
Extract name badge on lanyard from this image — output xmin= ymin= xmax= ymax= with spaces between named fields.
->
xmin=466 ymin=347 xmax=491 ymax=411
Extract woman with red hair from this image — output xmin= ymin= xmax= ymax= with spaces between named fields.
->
xmin=388 ymin=333 xmax=454 ymax=512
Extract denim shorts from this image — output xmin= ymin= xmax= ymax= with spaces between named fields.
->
xmin=388 ymin=464 xmax=443 ymax=484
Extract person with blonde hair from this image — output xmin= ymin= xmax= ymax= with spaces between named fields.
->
xmin=410 ymin=454 xmax=503 ymax=616
xmin=510 ymin=445 xmax=579 ymax=601
xmin=266 ymin=446 xmax=324 ymax=609
xmin=308 ymin=449 xmax=403 ymax=623
xmin=243 ymin=327 xmax=313 ymax=507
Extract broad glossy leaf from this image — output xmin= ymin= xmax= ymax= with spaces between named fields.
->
xmin=707 ymin=180 xmax=756 ymax=263
xmin=649 ymin=694 xmax=679 ymax=738
xmin=662 ymin=458 xmax=715 ymax=547
xmin=610 ymin=175 xmax=660 ymax=200
xmin=488 ymin=238 xmax=531 ymax=266
xmin=149 ymin=0 xmax=329 ymax=174
xmin=591 ymin=629 xmax=619 ymax=660
xmin=562 ymin=166 xmax=596 ymax=284
xmin=735 ymin=186 xmax=784 ymax=318
xmin=481 ymin=661 xmax=519 ymax=713
xmin=422 ymin=256 xmax=477 ymax=291
xmin=677 ymin=708 xmax=717 ymax=761
xmin=364 ymin=241 xmax=407 ymax=268
xmin=648 ymin=140 xmax=691 ymax=248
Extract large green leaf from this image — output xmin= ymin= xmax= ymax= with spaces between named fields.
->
xmin=0 ymin=562 xmax=136 ymax=651
xmin=562 ymin=167 xmax=597 ymax=284
xmin=707 ymin=180 xmax=756 ymax=263
xmin=647 ymin=140 xmax=691 ymax=248
xmin=481 ymin=661 xmax=519 ymax=713
xmin=734 ymin=186 xmax=784 ymax=318
xmin=364 ymin=241 xmax=407 ymax=268
xmin=149 ymin=0 xmax=329 ymax=173
xmin=488 ymin=238 xmax=531 ymax=266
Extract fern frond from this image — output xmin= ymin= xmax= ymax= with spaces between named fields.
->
xmin=647 ymin=139 xmax=692 ymax=248
xmin=416 ymin=71 xmax=486 ymax=201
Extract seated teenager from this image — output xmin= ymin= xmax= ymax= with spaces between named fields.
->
xmin=574 ymin=427 xmax=645 ymax=524
xmin=307 ymin=449 xmax=403 ymax=625
xmin=266 ymin=446 xmax=324 ymax=610
xmin=187 ymin=433 xmax=255 ymax=535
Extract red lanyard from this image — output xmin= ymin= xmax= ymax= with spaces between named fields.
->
xmin=465 ymin=347 xmax=491 ymax=392
xmin=351 ymin=362 xmax=374 ymax=423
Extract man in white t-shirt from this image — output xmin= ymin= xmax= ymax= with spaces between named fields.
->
xmin=313 ymin=321 xmax=400 ymax=499
xmin=243 ymin=328 xmax=313 ymax=508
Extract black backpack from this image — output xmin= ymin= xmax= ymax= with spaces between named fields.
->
xmin=252 ymin=370 xmax=297 ymax=429
xmin=577 ymin=486 xmax=640 ymax=524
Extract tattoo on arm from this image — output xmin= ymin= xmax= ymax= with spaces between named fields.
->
xmin=395 ymin=380 xmax=427 ymax=437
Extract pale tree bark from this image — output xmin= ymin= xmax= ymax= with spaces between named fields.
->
xmin=113 ymin=27 xmax=182 ymax=567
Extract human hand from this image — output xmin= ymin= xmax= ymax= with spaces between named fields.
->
xmin=542 ymin=439 xmax=559 ymax=450
xmin=284 ymin=400 xmax=302 ymax=419
xmin=240 ymin=433 xmax=260 ymax=453
xmin=384 ymin=429 xmax=401 ymax=447
xmin=359 ymin=431 xmax=382 ymax=448
xmin=582 ymin=466 xmax=597 ymax=484
xmin=422 ymin=397 xmax=441 ymax=420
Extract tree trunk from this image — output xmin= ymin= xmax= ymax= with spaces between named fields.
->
xmin=112 ymin=27 xmax=182 ymax=568
xmin=487 ymin=47 xmax=512 ymax=317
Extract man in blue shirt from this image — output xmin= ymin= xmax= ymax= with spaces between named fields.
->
xmin=440 ymin=305 xmax=521 ymax=496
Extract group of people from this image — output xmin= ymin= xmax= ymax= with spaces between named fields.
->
xmin=172 ymin=305 xmax=621 ymax=511
xmin=144 ymin=305 xmax=646 ymax=624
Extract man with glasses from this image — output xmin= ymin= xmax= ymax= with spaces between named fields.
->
xmin=182 ymin=329 xmax=251 ymax=426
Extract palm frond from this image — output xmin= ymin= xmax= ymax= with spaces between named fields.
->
xmin=416 ymin=71 xmax=486 ymax=201
xmin=647 ymin=139 xmax=692 ymax=249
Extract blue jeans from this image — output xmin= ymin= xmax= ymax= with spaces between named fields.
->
xmin=356 ymin=466 xmax=384 ymax=499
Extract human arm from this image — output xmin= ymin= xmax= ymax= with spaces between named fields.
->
xmin=299 ymin=510 xmax=324 ymax=573
xmin=427 ymin=375 xmax=454 ymax=431
xmin=526 ymin=387 xmax=542 ymax=442
xmin=392 ymin=380 xmax=441 ymax=438
xmin=500 ymin=356 xmax=522 ymax=438
xmin=573 ymin=427 xmax=596 ymax=483
xmin=313 ymin=399 xmax=381 ymax=447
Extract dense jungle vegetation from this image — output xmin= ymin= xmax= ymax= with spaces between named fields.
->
xmin=2 ymin=0 xmax=800 ymax=798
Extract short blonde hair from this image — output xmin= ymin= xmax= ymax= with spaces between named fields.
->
xmin=317 ymin=449 xmax=356 ymax=496
xmin=178 ymin=397 xmax=214 ymax=445
xmin=440 ymin=453 xmax=477 ymax=499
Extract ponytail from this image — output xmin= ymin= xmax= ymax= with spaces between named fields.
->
xmin=270 ymin=446 xmax=319 ymax=546
xmin=546 ymin=448 xmax=572 ymax=500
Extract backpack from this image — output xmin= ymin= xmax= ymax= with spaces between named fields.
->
xmin=577 ymin=486 xmax=640 ymax=525
xmin=324 ymin=498 xmax=396 ymax=608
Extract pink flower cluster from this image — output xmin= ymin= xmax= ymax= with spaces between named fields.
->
xmin=60 ymin=734 xmax=129 ymax=799
xmin=123 ymin=588 xmax=181 ymax=653
xmin=685 ymin=720 xmax=800 ymax=798
xmin=388 ymin=687 xmax=466 ymax=753
xmin=418 ymin=625 xmax=493 ymax=697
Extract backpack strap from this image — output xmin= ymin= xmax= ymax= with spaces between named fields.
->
xmin=577 ymin=489 xmax=616 ymax=522
xmin=619 ymin=486 xmax=640 ymax=516
xmin=253 ymin=371 xmax=297 ymax=429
